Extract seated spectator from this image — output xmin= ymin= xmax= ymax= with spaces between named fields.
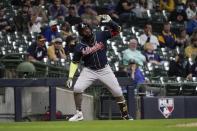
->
xmin=115 ymin=0 xmax=135 ymax=25
xmin=169 ymin=2 xmax=187 ymax=25
xmin=60 ymin=21 xmax=72 ymax=41
xmin=65 ymin=5 xmax=82 ymax=26
xmin=139 ymin=23 xmax=159 ymax=49
xmin=81 ymin=5 xmax=99 ymax=26
xmin=0 ymin=8 xmax=15 ymax=33
xmin=186 ymin=0 xmax=196 ymax=20
xmin=27 ymin=34 xmax=47 ymax=62
xmin=187 ymin=56 xmax=197 ymax=79
xmin=185 ymin=32 xmax=197 ymax=59
xmin=128 ymin=59 xmax=145 ymax=85
xmin=62 ymin=0 xmax=72 ymax=9
xmin=77 ymin=0 xmax=95 ymax=16
xmin=158 ymin=22 xmax=176 ymax=49
xmin=122 ymin=39 xmax=146 ymax=66
xmin=168 ymin=53 xmax=186 ymax=77
xmin=42 ymin=20 xmax=60 ymax=42
xmin=159 ymin=0 xmax=175 ymax=12
xmin=47 ymin=37 xmax=66 ymax=61
xmin=31 ymin=0 xmax=48 ymax=23
xmin=175 ymin=27 xmax=189 ymax=48
xmin=48 ymin=0 xmax=67 ymax=21
xmin=29 ymin=14 xmax=43 ymax=33
xmin=186 ymin=15 xmax=197 ymax=35
xmin=143 ymin=42 xmax=162 ymax=65
xmin=14 ymin=3 xmax=32 ymax=32
xmin=132 ymin=0 xmax=149 ymax=18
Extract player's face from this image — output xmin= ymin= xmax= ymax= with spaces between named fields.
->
xmin=82 ymin=27 xmax=92 ymax=37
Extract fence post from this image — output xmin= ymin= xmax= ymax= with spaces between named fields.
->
xmin=14 ymin=87 xmax=22 ymax=121
xmin=49 ymin=86 xmax=56 ymax=120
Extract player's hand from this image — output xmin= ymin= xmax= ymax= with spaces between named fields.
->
xmin=98 ymin=14 xmax=112 ymax=23
xmin=66 ymin=78 xmax=73 ymax=88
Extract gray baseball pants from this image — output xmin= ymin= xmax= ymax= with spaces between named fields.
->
xmin=73 ymin=65 xmax=123 ymax=97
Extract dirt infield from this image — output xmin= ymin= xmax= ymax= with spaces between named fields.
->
xmin=175 ymin=122 xmax=197 ymax=127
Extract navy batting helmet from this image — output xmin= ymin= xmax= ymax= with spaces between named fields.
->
xmin=76 ymin=23 xmax=92 ymax=36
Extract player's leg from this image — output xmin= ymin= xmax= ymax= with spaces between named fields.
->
xmin=98 ymin=65 xmax=132 ymax=120
xmin=69 ymin=67 xmax=97 ymax=121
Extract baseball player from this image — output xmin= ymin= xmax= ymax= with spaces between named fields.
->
xmin=66 ymin=15 xmax=132 ymax=121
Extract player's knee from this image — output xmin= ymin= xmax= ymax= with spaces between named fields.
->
xmin=73 ymin=86 xmax=84 ymax=93
xmin=112 ymin=88 xmax=123 ymax=97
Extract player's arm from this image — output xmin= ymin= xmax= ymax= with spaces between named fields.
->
xmin=107 ymin=20 xmax=121 ymax=37
xmin=97 ymin=15 xmax=121 ymax=37
xmin=68 ymin=61 xmax=79 ymax=79
xmin=66 ymin=48 xmax=82 ymax=88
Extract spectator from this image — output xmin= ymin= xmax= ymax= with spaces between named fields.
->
xmin=175 ymin=27 xmax=189 ymax=48
xmin=27 ymin=34 xmax=47 ymax=62
xmin=128 ymin=59 xmax=145 ymax=85
xmin=122 ymin=39 xmax=146 ymax=66
xmin=65 ymin=5 xmax=82 ymax=26
xmin=143 ymin=42 xmax=162 ymax=65
xmin=32 ymin=0 xmax=48 ymax=23
xmin=186 ymin=14 xmax=197 ymax=35
xmin=14 ymin=3 xmax=32 ymax=32
xmin=187 ymin=56 xmax=197 ymax=79
xmin=186 ymin=0 xmax=197 ymax=20
xmin=29 ymin=0 xmax=49 ymax=34
xmin=62 ymin=0 xmax=72 ymax=9
xmin=0 ymin=8 xmax=15 ymax=33
xmin=42 ymin=20 xmax=60 ymax=42
xmin=139 ymin=23 xmax=159 ymax=49
xmin=60 ymin=21 xmax=72 ymax=41
xmin=185 ymin=32 xmax=197 ymax=59
xmin=81 ymin=5 xmax=99 ymax=26
xmin=132 ymin=0 xmax=149 ymax=18
xmin=48 ymin=0 xmax=67 ymax=21
xmin=115 ymin=0 xmax=135 ymax=25
xmin=28 ymin=14 xmax=42 ymax=33
xmin=158 ymin=22 xmax=176 ymax=49
xmin=77 ymin=0 xmax=95 ymax=16
xmin=169 ymin=2 xmax=187 ymax=24
xmin=47 ymin=37 xmax=66 ymax=61
xmin=159 ymin=0 xmax=175 ymax=12
xmin=168 ymin=53 xmax=186 ymax=77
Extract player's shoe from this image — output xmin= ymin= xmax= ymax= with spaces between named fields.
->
xmin=68 ymin=110 xmax=84 ymax=122
xmin=122 ymin=115 xmax=134 ymax=120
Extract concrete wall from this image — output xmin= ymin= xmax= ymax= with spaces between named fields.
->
xmin=0 ymin=87 xmax=94 ymax=121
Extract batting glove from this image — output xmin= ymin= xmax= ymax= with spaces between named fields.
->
xmin=66 ymin=78 xmax=73 ymax=88
xmin=99 ymin=14 xmax=112 ymax=23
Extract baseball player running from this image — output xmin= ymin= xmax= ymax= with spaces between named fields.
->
xmin=66 ymin=14 xmax=133 ymax=121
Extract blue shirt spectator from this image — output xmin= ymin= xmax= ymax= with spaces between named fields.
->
xmin=42 ymin=20 xmax=60 ymax=42
xmin=128 ymin=60 xmax=145 ymax=85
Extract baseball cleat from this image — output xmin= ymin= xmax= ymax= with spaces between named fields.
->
xmin=68 ymin=110 xmax=84 ymax=122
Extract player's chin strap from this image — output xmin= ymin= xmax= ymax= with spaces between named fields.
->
xmin=68 ymin=62 xmax=79 ymax=79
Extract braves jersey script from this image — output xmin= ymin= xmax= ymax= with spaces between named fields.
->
xmin=72 ymin=31 xmax=112 ymax=70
